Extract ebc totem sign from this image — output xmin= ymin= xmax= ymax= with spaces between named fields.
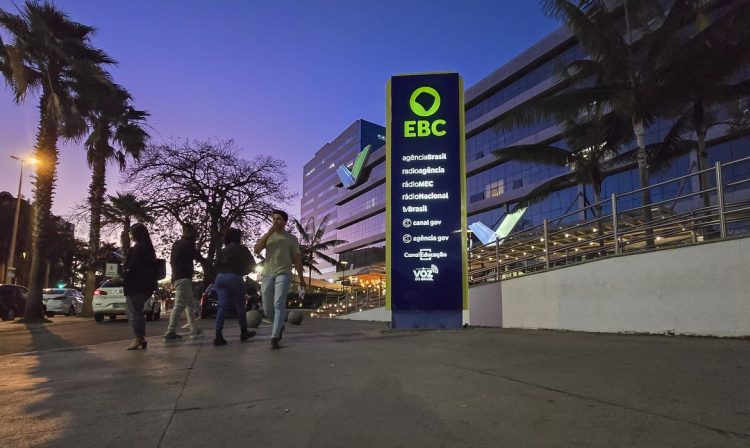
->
xmin=386 ymin=73 xmax=467 ymax=329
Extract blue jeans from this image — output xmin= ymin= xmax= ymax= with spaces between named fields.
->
xmin=261 ymin=273 xmax=291 ymax=338
xmin=215 ymin=273 xmax=247 ymax=335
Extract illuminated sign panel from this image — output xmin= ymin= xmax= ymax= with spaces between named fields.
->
xmin=386 ymin=73 xmax=467 ymax=329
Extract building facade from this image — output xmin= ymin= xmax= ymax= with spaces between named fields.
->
xmin=300 ymin=120 xmax=385 ymax=280
xmin=302 ymin=24 xmax=750 ymax=284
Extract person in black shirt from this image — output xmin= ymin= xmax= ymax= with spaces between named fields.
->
xmin=165 ymin=223 xmax=205 ymax=340
xmin=122 ymin=223 xmax=158 ymax=350
xmin=213 ymin=227 xmax=256 ymax=346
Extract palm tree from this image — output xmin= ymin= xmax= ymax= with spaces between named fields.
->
xmin=0 ymin=1 xmax=114 ymax=320
xmin=293 ymin=214 xmax=347 ymax=288
xmin=494 ymin=111 xmax=631 ymax=219
xmin=101 ymin=193 xmax=153 ymax=260
xmin=660 ymin=1 xmax=750 ymax=208
xmin=499 ymin=0 xmax=709 ymax=245
xmin=80 ymin=84 xmax=149 ymax=316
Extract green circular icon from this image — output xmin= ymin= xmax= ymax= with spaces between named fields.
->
xmin=409 ymin=86 xmax=441 ymax=117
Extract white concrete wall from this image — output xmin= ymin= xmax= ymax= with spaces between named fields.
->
xmin=498 ymin=237 xmax=750 ymax=337
xmin=336 ymin=307 xmax=390 ymax=322
xmin=468 ymin=281 xmax=503 ymax=327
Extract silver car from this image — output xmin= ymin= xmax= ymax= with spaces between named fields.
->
xmin=42 ymin=288 xmax=83 ymax=317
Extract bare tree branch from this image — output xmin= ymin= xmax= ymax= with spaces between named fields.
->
xmin=124 ymin=138 xmax=296 ymax=282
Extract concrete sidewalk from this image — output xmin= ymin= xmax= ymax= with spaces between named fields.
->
xmin=1 ymin=318 xmax=749 ymax=447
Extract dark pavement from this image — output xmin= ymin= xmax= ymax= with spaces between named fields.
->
xmin=0 ymin=318 xmax=748 ymax=447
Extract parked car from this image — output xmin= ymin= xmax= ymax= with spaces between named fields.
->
xmin=42 ymin=288 xmax=84 ymax=317
xmin=199 ymin=284 xmax=256 ymax=319
xmin=92 ymin=277 xmax=161 ymax=322
xmin=0 ymin=284 xmax=29 ymax=321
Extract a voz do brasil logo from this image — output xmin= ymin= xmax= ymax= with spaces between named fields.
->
xmin=413 ymin=264 xmax=439 ymax=282
xmin=404 ymin=86 xmax=446 ymax=138
xmin=337 ymin=144 xmax=372 ymax=189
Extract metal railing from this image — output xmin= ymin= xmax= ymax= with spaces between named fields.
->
xmin=469 ymin=156 xmax=750 ymax=285
xmin=311 ymin=288 xmax=385 ymax=318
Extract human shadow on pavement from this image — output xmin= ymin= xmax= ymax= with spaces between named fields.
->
xmin=0 ymin=321 xmax=189 ymax=448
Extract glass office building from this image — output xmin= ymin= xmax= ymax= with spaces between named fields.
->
xmin=300 ymin=120 xmax=385 ymax=279
xmin=302 ymin=26 xmax=750 ymax=282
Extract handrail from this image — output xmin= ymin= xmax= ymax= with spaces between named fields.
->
xmin=721 ymin=155 xmax=750 ymax=168
xmin=469 ymin=156 xmax=750 ymax=285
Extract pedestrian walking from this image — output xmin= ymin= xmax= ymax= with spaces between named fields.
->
xmin=122 ymin=223 xmax=158 ymax=350
xmin=164 ymin=223 xmax=205 ymax=340
xmin=214 ymin=228 xmax=256 ymax=346
xmin=254 ymin=210 xmax=306 ymax=349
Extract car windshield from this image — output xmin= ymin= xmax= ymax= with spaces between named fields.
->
xmin=0 ymin=285 xmax=14 ymax=298
xmin=100 ymin=278 xmax=124 ymax=287
xmin=43 ymin=289 xmax=67 ymax=295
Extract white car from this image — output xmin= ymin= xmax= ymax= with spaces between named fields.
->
xmin=42 ymin=288 xmax=83 ymax=317
xmin=93 ymin=277 xmax=161 ymax=322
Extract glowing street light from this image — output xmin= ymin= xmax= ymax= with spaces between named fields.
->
xmin=5 ymin=155 xmax=38 ymax=284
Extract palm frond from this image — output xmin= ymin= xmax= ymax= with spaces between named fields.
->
xmin=514 ymin=173 xmax=578 ymax=208
xmin=493 ymin=144 xmax=572 ymax=166
xmin=540 ymin=0 xmax=629 ymax=75
xmin=495 ymin=85 xmax=620 ymax=133
xmin=313 ymin=251 xmax=340 ymax=266
xmin=315 ymin=239 xmax=348 ymax=251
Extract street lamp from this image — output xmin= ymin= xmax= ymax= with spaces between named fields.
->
xmin=6 ymin=155 xmax=38 ymax=284
xmin=340 ymin=260 xmax=348 ymax=287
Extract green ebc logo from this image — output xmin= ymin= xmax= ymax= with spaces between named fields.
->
xmin=409 ymin=86 xmax=441 ymax=117
xmin=404 ymin=86 xmax=446 ymax=138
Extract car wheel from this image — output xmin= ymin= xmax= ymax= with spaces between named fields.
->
xmin=146 ymin=312 xmax=154 ymax=321
xmin=94 ymin=313 xmax=104 ymax=322
xmin=67 ymin=306 xmax=75 ymax=316
xmin=46 ymin=312 xmax=55 ymax=318
xmin=2 ymin=309 xmax=15 ymax=321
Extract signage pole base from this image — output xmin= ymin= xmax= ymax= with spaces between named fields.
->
xmin=391 ymin=310 xmax=462 ymax=329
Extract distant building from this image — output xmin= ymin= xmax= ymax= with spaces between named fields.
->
xmin=300 ymin=120 xmax=385 ymax=281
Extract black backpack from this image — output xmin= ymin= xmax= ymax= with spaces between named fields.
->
xmin=155 ymin=258 xmax=167 ymax=281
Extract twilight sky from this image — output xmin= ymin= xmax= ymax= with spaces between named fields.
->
xmin=0 ymin=0 xmax=558 ymax=229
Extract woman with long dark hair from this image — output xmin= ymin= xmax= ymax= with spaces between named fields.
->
xmin=123 ymin=223 xmax=158 ymax=350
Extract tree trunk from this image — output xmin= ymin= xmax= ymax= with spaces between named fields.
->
xmin=308 ymin=260 xmax=312 ymax=291
xmin=592 ymin=181 xmax=606 ymax=252
xmin=25 ymin=93 xmax=59 ymax=322
xmin=592 ymin=182 xmax=603 ymax=219
xmin=44 ymin=261 xmax=51 ymax=289
xmin=83 ymin=152 xmax=107 ymax=317
xmin=633 ymin=118 xmax=655 ymax=247
xmin=120 ymin=222 xmax=130 ymax=262
xmin=203 ymin=219 xmax=221 ymax=285
xmin=694 ymin=99 xmax=711 ymax=210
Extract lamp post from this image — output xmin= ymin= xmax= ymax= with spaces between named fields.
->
xmin=6 ymin=155 xmax=37 ymax=284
